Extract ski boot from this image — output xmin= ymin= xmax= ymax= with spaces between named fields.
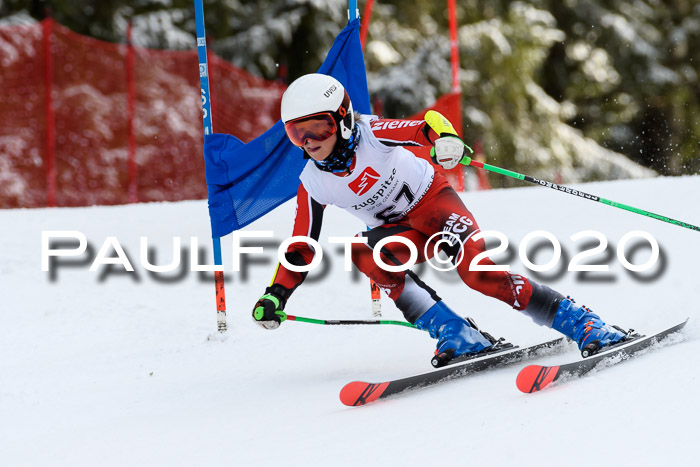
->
xmin=552 ymin=296 xmax=629 ymax=357
xmin=415 ymin=301 xmax=495 ymax=367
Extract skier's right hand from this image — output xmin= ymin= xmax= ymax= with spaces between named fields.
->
xmin=252 ymin=288 xmax=287 ymax=330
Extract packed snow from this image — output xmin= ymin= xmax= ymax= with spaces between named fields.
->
xmin=2 ymin=175 xmax=699 ymax=466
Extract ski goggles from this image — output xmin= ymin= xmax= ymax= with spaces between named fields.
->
xmin=284 ymin=113 xmax=337 ymax=147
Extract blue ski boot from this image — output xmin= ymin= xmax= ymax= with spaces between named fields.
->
xmin=552 ymin=297 xmax=627 ymax=357
xmin=415 ymin=301 xmax=494 ymax=366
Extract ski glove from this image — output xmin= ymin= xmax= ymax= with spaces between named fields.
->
xmin=431 ymin=136 xmax=466 ymax=170
xmin=423 ymin=110 xmax=473 ymax=170
xmin=252 ymin=287 xmax=288 ymax=330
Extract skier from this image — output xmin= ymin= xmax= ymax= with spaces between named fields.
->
xmin=252 ymin=73 xmax=627 ymax=362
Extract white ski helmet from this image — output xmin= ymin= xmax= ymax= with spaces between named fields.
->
xmin=281 ymin=73 xmax=355 ymax=141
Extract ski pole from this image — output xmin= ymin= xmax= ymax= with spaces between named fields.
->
xmin=287 ymin=314 xmax=417 ymax=329
xmin=424 ymin=109 xmax=699 ymax=233
xmin=460 ymin=156 xmax=700 ymax=233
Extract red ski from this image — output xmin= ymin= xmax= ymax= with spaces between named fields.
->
xmin=340 ymin=338 xmax=566 ymax=406
xmin=516 ymin=319 xmax=688 ymax=393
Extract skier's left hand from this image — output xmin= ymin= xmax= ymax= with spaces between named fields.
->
xmin=431 ymin=135 xmax=465 ymax=170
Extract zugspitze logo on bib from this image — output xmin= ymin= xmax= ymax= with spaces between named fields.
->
xmin=348 ymin=167 xmax=381 ymax=196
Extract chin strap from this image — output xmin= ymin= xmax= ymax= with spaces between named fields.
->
xmin=313 ymin=125 xmax=360 ymax=174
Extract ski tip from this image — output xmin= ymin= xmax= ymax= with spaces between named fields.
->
xmin=516 ymin=364 xmax=559 ymax=394
xmin=339 ymin=381 xmax=389 ymax=407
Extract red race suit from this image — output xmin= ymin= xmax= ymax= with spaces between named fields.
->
xmin=270 ymin=116 xmax=534 ymax=323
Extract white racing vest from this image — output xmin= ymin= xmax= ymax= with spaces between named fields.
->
xmin=299 ymin=118 xmax=435 ymax=228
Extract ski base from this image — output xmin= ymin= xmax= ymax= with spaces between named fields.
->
xmin=340 ymin=337 xmax=567 ymax=406
xmin=516 ymin=319 xmax=688 ymax=393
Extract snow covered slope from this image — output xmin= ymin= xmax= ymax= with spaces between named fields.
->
xmin=2 ymin=176 xmax=699 ymax=466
